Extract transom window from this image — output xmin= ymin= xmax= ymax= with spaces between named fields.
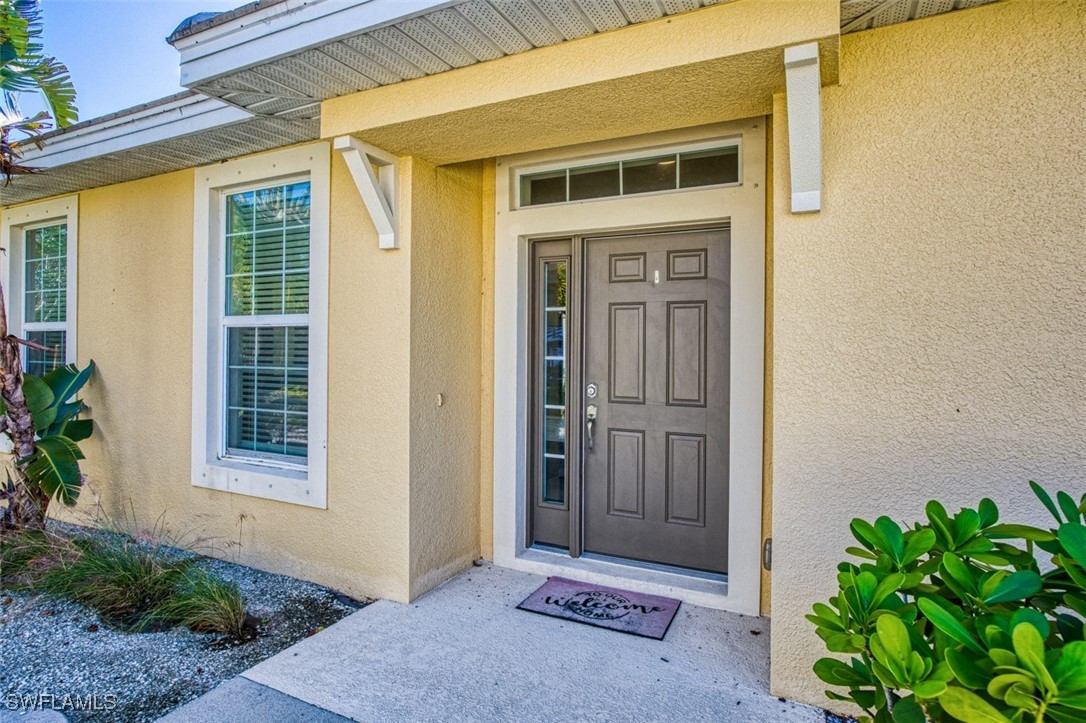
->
xmin=222 ymin=181 xmax=311 ymax=466
xmin=22 ymin=222 xmax=69 ymax=376
xmin=518 ymin=142 xmax=740 ymax=208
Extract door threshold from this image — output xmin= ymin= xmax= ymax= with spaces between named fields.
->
xmin=511 ymin=546 xmax=732 ymax=611
xmin=578 ymin=551 xmax=728 ymax=583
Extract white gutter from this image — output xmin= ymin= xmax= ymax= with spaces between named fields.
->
xmin=19 ymin=95 xmax=254 ymax=169
xmin=173 ymin=0 xmax=458 ymax=88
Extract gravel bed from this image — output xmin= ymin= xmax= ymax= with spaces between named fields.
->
xmin=1 ymin=523 xmax=366 ymax=722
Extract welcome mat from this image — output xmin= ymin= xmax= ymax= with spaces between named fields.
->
xmin=517 ymin=577 xmax=681 ymax=640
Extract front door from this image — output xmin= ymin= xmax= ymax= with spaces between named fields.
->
xmin=529 ymin=227 xmax=730 ymax=574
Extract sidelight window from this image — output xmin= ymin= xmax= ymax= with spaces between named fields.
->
xmin=540 ymin=259 xmax=567 ymax=506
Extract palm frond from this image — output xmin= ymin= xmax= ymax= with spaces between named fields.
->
xmin=0 ymin=0 xmax=76 ymax=183
xmin=0 ymin=0 xmax=77 ymax=125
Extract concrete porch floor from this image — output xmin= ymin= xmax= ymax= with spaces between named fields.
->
xmin=162 ymin=564 xmax=825 ymax=722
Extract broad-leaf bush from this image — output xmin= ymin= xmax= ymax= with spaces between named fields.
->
xmin=1 ymin=361 xmax=95 ymax=507
xmin=809 ymin=482 xmax=1086 ymax=722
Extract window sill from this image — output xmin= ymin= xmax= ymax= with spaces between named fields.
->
xmin=193 ymin=458 xmax=326 ymax=509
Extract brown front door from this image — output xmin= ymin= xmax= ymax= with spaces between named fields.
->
xmin=583 ymin=228 xmax=729 ymax=572
xmin=529 ymin=227 xmax=730 ymax=574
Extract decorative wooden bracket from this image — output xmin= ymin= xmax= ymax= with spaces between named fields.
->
xmin=784 ymin=42 xmax=822 ymax=214
xmin=333 ymin=135 xmax=399 ymax=249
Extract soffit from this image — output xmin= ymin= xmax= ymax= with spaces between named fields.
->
xmin=840 ymin=0 xmax=998 ymax=33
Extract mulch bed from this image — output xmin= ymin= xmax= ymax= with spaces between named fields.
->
xmin=0 ymin=523 xmax=367 ymax=722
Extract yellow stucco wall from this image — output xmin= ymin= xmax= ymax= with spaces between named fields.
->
xmin=23 ymin=146 xmax=423 ymax=603
xmin=406 ymin=157 xmax=486 ymax=598
xmin=479 ymin=159 xmax=496 ymax=561
xmin=23 ymin=144 xmax=494 ymax=604
xmin=770 ymin=0 xmax=1086 ymax=707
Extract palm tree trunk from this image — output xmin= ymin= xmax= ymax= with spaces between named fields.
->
xmin=0 ymin=278 xmax=44 ymax=533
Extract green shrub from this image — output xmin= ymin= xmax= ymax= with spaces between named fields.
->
xmin=0 ymin=529 xmax=63 ymax=585
xmin=41 ymin=535 xmax=194 ymax=628
xmin=149 ymin=568 xmax=247 ymax=637
xmin=0 ymin=526 xmax=247 ymax=637
xmin=809 ymin=482 xmax=1086 ymax=723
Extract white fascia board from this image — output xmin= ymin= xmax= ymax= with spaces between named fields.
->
xmin=19 ymin=96 xmax=252 ymax=169
xmin=176 ymin=0 xmax=458 ymax=87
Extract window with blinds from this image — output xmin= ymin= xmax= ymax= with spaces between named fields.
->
xmin=23 ymin=222 xmax=68 ymax=376
xmin=222 ymin=181 xmax=310 ymax=465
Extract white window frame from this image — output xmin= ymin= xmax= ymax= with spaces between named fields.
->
xmin=191 ymin=144 xmax=330 ymax=509
xmin=0 ymin=196 xmax=78 ymax=370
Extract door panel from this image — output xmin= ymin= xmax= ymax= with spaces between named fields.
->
xmin=607 ymin=429 xmax=645 ymax=519
xmin=667 ymin=301 xmax=707 ymax=407
xmin=665 ymin=432 xmax=706 ymax=526
xmin=608 ymin=303 xmax=646 ymax=403
xmin=582 ymin=228 xmax=730 ymax=573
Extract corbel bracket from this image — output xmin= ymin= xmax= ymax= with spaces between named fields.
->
xmin=333 ymin=135 xmax=399 ymax=249
xmin=784 ymin=43 xmax=823 ymax=214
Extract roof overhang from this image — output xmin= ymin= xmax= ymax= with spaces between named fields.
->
xmin=170 ymin=0 xmax=1000 ymax=132
xmin=172 ymin=0 xmax=459 ymax=93
xmin=2 ymin=92 xmax=317 ymax=207
xmin=21 ymin=92 xmax=250 ymax=169
xmin=2 ymin=0 xmax=1002 ymax=208
xmin=172 ymin=0 xmax=760 ymax=126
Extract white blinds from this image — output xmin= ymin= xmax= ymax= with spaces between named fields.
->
xmin=226 ymin=326 xmax=309 ymax=459
xmin=225 ymin=182 xmax=310 ymax=316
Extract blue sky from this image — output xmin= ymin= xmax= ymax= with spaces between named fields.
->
xmin=23 ymin=0 xmax=242 ymax=123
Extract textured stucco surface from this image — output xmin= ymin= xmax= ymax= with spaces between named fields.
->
xmin=479 ymin=159 xmax=496 ymax=560
xmin=11 ymin=148 xmax=419 ymax=602
xmin=771 ymin=0 xmax=1086 ymax=707
xmin=320 ymin=0 xmax=839 ymax=164
xmin=406 ymin=157 xmax=485 ymax=598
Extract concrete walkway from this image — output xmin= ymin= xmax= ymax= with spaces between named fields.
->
xmin=162 ymin=564 xmax=824 ymax=722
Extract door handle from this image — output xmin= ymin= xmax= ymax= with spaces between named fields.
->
xmin=586 ymin=404 xmax=598 ymax=450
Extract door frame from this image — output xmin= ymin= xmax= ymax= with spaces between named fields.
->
xmin=493 ymin=119 xmax=766 ymax=615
